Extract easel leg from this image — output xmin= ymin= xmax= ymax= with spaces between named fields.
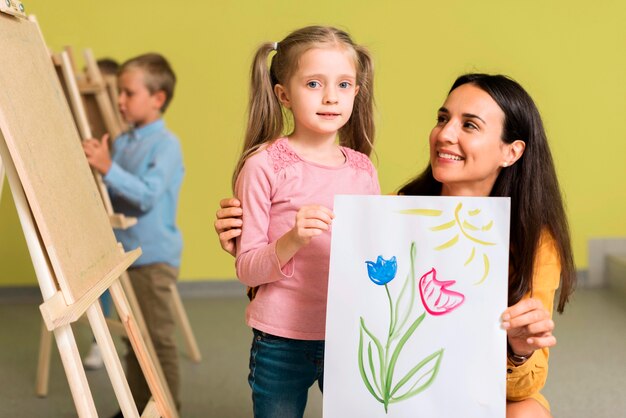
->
xmin=110 ymin=280 xmax=178 ymax=418
xmin=0 ymin=135 xmax=99 ymax=417
xmin=119 ymin=272 xmax=178 ymax=407
xmin=53 ymin=324 xmax=99 ymax=417
xmin=169 ymin=283 xmax=202 ymax=362
xmin=87 ymin=301 xmax=139 ymax=418
xmin=35 ymin=321 xmax=52 ymax=397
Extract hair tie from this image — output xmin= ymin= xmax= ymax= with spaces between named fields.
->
xmin=272 ymin=42 xmax=278 ymax=51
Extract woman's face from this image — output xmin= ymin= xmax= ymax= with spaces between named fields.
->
xmin=429 ymin=83 xmax=514 ymax=197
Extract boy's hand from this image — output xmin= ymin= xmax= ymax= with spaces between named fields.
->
xmin=83 ymin=134 xmax=112 ymax=175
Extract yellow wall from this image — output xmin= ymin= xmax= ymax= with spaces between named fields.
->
xmin=1 ymin=0 xmax=624 ymax=285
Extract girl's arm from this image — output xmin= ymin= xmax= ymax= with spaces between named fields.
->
xmin=234 ymin=153 xmax=333 ymax=287
xmin=501 ymin=231 xmax=561 ymax=402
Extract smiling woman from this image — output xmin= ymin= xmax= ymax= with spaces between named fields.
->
xmin=398 ymin=74 xmax=576 ymax=417
xmin=429 ymin=83 xmax=525 ymax=197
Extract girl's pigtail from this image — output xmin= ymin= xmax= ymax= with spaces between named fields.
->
xmin=340 ymin=45 xmax=375 ymax=157
xmin=232 ymin=42 xmax=284 ymax=190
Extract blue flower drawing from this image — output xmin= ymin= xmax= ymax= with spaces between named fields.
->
xmin=366 ymin=256 xmax=398 ymax=285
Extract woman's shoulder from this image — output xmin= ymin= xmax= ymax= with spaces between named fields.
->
xmin=341 ymin=147 xmax=375 ymax=176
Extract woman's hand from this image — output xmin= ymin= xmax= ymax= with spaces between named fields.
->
xmin=276 ymin=205 xmax=334 ymax=266
xmin=214 ymin=198 xmax=243 ymax=257
xmin=501 ymin=298 xmax=556 ymax=358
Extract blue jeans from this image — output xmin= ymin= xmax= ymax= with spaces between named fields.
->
xmin=248 ymin=329 xmax=325 ymax=418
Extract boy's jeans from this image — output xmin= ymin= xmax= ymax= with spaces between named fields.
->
xmin=249 ymin=329 xmax=325 ymax=418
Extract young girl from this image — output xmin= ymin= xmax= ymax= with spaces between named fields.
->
xmin=232 ymin=26 xmax=379 ymax=417
xmin=217 ymin=73 xmax=575 ymax=418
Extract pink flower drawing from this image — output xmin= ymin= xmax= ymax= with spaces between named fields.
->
xmin=419 ymin=268 xmax=465 ymax=315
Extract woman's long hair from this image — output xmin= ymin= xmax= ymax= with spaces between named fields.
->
xmin=399 ymin=74 xmax=575 ymax=313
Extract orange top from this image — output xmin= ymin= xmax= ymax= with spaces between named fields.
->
xmin=506 ymin=230 xmax=561 ymax=410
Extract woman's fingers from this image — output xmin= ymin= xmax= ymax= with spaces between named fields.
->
xmin=527 ymin=333 xmax=557 ymax=349
xmin=218 ymin=228 xmax=241 ymax=242
xmin=525 ymin=318 xmax=554 ymax=336
xmin=502 ymin=307 xmax=550 ymax=330
xmin=219 ymin=197 xmax=241 ymax=209
xmin=502 ymin=298 xmax=543 ymax=321
xmin=215 ymin=207 xmax=243 ymax=226
xmin=503 ymin=298 xmax=557 ymax=354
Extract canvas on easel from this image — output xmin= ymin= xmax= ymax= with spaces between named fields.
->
xmin=31 ymin=48 xmax=170 ymax=402
xmin=0 ymin=5 xmax=176 ymax=417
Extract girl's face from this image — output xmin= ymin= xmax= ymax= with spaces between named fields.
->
xmin=429 ymin=83 xmax=523 ymax=197
xmin=274 ymin=47 xmax=359 ymax=142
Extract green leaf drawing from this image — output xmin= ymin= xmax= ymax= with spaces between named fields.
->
xmin=390 ymin=349 xmax=444 ymax=401
xmin=384 ymin=312 xmax=427 ymax=400
xmin=359 ymin=317 xmax=385 ymax=401
xmin=391 ymin=242 xmax=417 ymax=342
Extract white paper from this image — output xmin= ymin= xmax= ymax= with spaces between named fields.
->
xmin=324 ymin=195 xmax=510 ymax=418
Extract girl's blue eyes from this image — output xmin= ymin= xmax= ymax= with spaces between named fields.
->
xmin=306 ymin=81 xmax=353 ymax=88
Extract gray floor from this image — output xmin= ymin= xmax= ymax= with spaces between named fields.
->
xmin=0 ymin=286 xmax=624 ymax=418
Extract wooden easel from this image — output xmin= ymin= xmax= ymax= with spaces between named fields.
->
xmin=0 ymin=6 xmax=177 ymax=417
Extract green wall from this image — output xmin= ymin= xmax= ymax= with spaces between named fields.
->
xmin=1 ymin=0 xmax=624 ymax=285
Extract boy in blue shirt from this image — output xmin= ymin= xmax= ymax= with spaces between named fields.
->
xmin=83 ymin=53 xmax=184 ymax=414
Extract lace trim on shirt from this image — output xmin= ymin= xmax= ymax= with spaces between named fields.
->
xmin=343 ymin=147 xmax=374 ymax=176
xmin=266 ymin=138 xmax=373 ymax=175
xmin=266 ymin=138 xmax=302 ymax=173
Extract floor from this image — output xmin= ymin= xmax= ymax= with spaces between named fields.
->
xmin=0 ymin=285 xmax=624 ymax=418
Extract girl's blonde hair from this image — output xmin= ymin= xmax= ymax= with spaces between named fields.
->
xmin=232 ymin=25 xmax=375 ymax=189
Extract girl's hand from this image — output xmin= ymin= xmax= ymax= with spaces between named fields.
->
xmin=276 ymin=205 xmax=334 ymax=266
xmin=501 ymin=298 xmax=556 ymax=359
xmin=214 ymin=198 xmax=243 ymax=257
xmin=82 ymin=134 xmax=112 ymax=175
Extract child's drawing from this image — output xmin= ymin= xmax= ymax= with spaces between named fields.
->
xmin=325 ymin=195 xmax=510 ymax=418
xmin=400 ymin=202 xmax=497 ymax=284
xmin=359 ymin=242 xmax=465 ymax=412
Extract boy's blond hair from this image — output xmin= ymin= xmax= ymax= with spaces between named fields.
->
xmin=120 ymin=53 xmax=176 ymax=113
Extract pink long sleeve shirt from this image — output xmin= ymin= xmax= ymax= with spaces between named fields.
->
xmin=235 ymin=138 xmax=380 ymax=340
